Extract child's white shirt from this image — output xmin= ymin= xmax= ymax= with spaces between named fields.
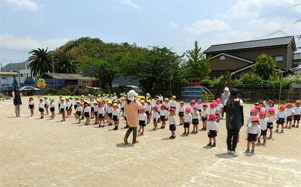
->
xmin=139 ymin=113 xmax=147 ymax=121
xmin=276 ymin=111 xmax=287 ymax=119
xmin=246 ymin=124 xmax=261 ymax=137
xmin=170 ymin=100 xmax=176 ymax=108
xmin=74 ymin=100 xmax=78 ymax=106
xmin=267 ymin=115 xmax=277 ymax=123
xmin=197 ymin=103 xmax=203 ymax=110
xmin=145 ymin=104 xmax=152 ymax=112
xmin=112 ymin=109 xmax=120 ymax=118
xmin=84 ymin=106 xmax=91 ymax=115
xmin=121 ymin=101 xmax=125 ymax=108
xmin=184 ymin=113 xmax=192 ymax=123
xmin=93 ymin=105 xmax=98 ymax=112
xmin=98 ymin=106 xmax=105 ymax=114
xmin=44 ymin=99 xmax=49 ymax=106
xmin=192 ymin=110 xmax=199 ymax=119
xmin=60 ymin=102 xmax=65 ymax=109
xmin=259 ymin=117 xmax=268 ymax=131
xmin=286 ymin=108 xmax=294 ymax=116
xmin=50 ymin=101 xmax=55 ymax=108
xmin=260 ymin=107 xmax=266 ymax=112
xmin=39 ymin=102 xmax=45 ymax=109
xmin=107 ymin=106 xmax=113 ymax=113
xmin=164 ymin=102 xmax=169 ymax=109
xmin=169 ymin=115 xmax=176 ymax=125
xmin=160 ymin=109 xmax=168 ymax=117
xmin=66 ymin=101 xmax=71 ymax=108
xmin=209 ymin=108 xmax=216 ymax=114
xmin=201 ymin=109 xmax=209 ymax=117
xmin=29 ymin=100 xmax=34 ymax=105
xmin=218 ymin=103 xmax=223 ymax=111
xmin=76 ymin=106 xmax=83 ymax=112
xmin=294 ymin=106 xmax=301 ymax=115
xmin=207 ymin=121 xmax=217 ymax=132
xmin=178 ymin=106 xmax=185 ymax=112
xmin=152 ymin=111 xmax=160 ymax=120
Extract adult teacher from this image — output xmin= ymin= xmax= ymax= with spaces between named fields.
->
xmin=12 ymin=86 xmax=22 ymax=117
xmin=220 ymin=87 xmax=230 ymax=119
xmin=224 ymin=88 xmax=244 ymax=155
xmin=124 ymin=90 xmax=142 ymax=144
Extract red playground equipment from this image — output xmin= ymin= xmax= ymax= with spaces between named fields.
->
xmin=188 ymin=78 xmax=200 ymax=87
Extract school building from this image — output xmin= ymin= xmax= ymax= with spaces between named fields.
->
xmin=205 ymin=36 xmax=297 ymax=78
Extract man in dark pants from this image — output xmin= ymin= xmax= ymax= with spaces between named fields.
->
xmin=224 ymin=88 xmax=244 ymax=155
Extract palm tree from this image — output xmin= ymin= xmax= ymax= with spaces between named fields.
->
xmin=28 ymin=48 xmax=53 ymax=77
xmin=54 ymin=52 xmax=79 ymax=74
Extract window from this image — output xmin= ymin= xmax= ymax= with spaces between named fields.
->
xmin=219 ymin=55 xmax=225 ymax=60
xmin=274 ymin=56 xmax=284 ymax=62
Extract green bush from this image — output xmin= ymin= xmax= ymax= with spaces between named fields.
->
xmin=57 ymin=88 xmax=71 ymax=95
xmin=212 ymin=75 xmax=223 ymax=88
xmin=201 ymin=79 xmax=212 ymax=87
xmin=235 ymin=72 xmax=263 ymax=87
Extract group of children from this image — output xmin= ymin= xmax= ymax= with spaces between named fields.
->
xmin=245 ymin=99 xmax=300 ymax=153
xmin=27 ymin=94 xmax=301 ymax=153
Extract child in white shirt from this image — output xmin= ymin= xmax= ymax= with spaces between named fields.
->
xmin=207 ymin=113 xmax=218 ymax=147
xmin=293 ymin=101 xmax=300 ymax=127
xmin=84 ymin=101 xmax=91 ymax=125
xmin=160 ymin=104 xmax=168 ymax=129
xmin=98 ymin=101 xmax=105 ymax=127
xmin=44 ymin=96 xmax=49 ymax=115
xmin=267 ymin=108 xmax=276 ymax=139
xmin=258 ymin=111 xmax=268 ymax=145
xmin=145 ymin=100 xmax=152 ymax=124
xmin=191 ymin=105 xmax=199 ymax=134
xmin=285 ymin=103 xmax=294 ymax=129
xmin=74 ymin=101 xmax=83 ymax=124
xmin=178 ymin=101 xmax=185 ymax=125
xmin=183 ymin=107 xmax=192 ymax=136
xmin=112 ymin=103 xmax=120 ymax=130
xmin=152 ymin=106 xmax=160 ymax=131
xmin=38 ymin=98 xmax=45 ymax=119
xmin=276 ymin=105 xmax=287 ymax=133
xmin=138 ymin=107 xmax=147 ymax=135
xmin=169 ymin=108 xmax=177 ymax=139
xmin=201 ymin=104 xmax=209 ymax=130
xmin=49 ymin=97 xmax=55 ymax=120
xmin=28 ymin=97 xmax=34 ymax=117
xmin=60 ymin=98 xmax=66 ymax=122
xmin=246 ymin=116 xmax=261 ymax=154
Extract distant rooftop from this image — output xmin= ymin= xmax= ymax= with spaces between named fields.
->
xmin=206 ymin=36 xmax=296 ymax=53
xmin=45 ymin=73 xmax=96 ymax=80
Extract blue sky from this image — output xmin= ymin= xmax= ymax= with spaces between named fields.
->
xmin=0 ymin=0 xmax=301 ymax=66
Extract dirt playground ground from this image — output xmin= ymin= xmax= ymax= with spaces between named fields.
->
xmin=0 ymin=96 xmax=300 ymax=187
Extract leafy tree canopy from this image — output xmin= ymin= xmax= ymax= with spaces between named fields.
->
xmin=252 ymin=54 xmax=277 ymax=80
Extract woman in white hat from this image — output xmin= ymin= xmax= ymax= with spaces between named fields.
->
xmin=124 ymin=90 xmax=142 ymax=144
xmin=221 ymin=87 xmax=230 ymax=119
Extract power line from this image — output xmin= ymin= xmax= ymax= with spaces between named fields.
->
xmin=0 ymin=48 xmax=29 ymax=53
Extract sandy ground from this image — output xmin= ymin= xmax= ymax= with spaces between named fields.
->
xmin=0 ymin=95 xmax=300 ymax=187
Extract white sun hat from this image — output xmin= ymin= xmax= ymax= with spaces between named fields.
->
xmin=127 ymin=90 xmax=138 ymax=101
xmin=224 ymin=87 xmax=229 ymax=92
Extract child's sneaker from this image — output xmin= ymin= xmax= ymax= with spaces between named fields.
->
xmin=257 ymin=140 xmax=261 ymax=144
xmin=251 ymin=149 xmax=255 ymax=154
xmin=113 ymin=126 xmax=118 ymax=130
xmin=211 ymin=143 xmax=216 ymax=147
xmin=263 ymin=140 xmax=266 ymax=145
xmin=281 ymin=129 xmax=284 ymax=133
xmin=297 ymin=125 xmax=299 ymax=128
xmin=230 ymin=150 xmax=236 ymax=155
xmin=30 ymin=115 xmax=33 ymax=117
xmin=40 ymin=116 xmax=44 ymax=119
xmin=292 ymin=124 xmax=295 ymax=127
xmin=182 ymin=132 xmax=186 ymax=135
xmin=227 ymin=150 xmax=231 ymax=154
xmin=132 ymin=140 xmax=139 ymax=144
xmin=275 ymin=129 xmax=278 ymax=132
xmin=169 ymin=135 xmax=173 ymax=139
xmin=160 ymin=126 xmax=165 ymax=129
xmin=191 ymin=131 xmax=195 ymax=134
xmin=269 ymin=135 xmax=272 ymax=139
xmin=288 ymin=125 xmax=291 ymax=129
xmin=207 ymin=142 xmax=211 ymax=147
xmin=245 ymin=149 xmax=250 ymax=153
xmin=285 ymin=125 xmax=287 ymax=128
xmin=140 ymin=132 xmax=143 ymax=136
xmin=78 ymin=121 xmax=81 ymax=124
xmin=186 ymin=133 xmax=189 ymax=136
xmin=138 ymin=130 xmax=140 ymax=133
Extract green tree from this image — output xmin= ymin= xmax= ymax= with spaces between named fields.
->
xmin=54 ymin=52 xmax=79 ymax=74
xmin=184 ymin=41 xmax=211 ymax=80
xmin=27 ymin=48 xmax=53 ymax=76
xmin=252 ymin=54 xmax=277 ymax=80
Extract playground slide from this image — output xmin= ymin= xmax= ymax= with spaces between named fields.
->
xmin=70 ymin=85 xmax=80 ymax=96
xmin=0 ymin=93 xmax=11 ymax=99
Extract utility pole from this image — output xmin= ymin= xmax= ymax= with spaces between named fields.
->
xmin=52 ymin=57 xmax=55 ymax=89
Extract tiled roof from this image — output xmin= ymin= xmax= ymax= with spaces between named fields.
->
xmin=206 ymin=36 xmax=295 ymax=53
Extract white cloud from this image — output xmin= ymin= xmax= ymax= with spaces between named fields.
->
xmin=6 ymin=0 xmax=41 ymax=11
xmin=185 ymin=19 xmax=231 ymax=36
xmin=0 ymin=34 xmax=69 ymax=51
xmin=120 ymin=0 xmax=141 ymax=9
xmin=217 ymin=0 xmax=301 ymax=19
xmin=169 ymin=22 xmax=178 ymax=29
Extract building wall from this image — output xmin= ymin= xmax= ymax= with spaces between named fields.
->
xmin=207 ymin=46 xmax=294 ymax=70
xmin=210 ymin=55 xmax=250 ymax=71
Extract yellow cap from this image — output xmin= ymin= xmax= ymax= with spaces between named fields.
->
xmin=113 ymin=103 xmax=118 ymax=107
xmin=108 ymin=100 xmax=112 ymax=104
